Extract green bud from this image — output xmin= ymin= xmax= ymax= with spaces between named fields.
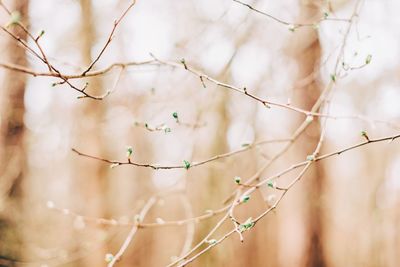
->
xmin=361 ymin=130 xmax=370 ymax=141
xmin=241 ymin=195 xmax=250 ymax=203
xmin=267 ymin=180 xmax=276 ymax=188
xmin=234 ymin=176 xmax=241 ymax=184
xmin=183 ymin=160 xmax=191 ymax=170
xmin=365 ymin=54 xmax=372 ymax=64
xmin=126 ymin=146 xmax=133 ymax=158
xmin=239 ymin=217 xmax=254 ymax=232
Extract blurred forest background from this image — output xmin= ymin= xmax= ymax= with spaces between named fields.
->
xmin=0 ymin=0 xmax=400 ymax=266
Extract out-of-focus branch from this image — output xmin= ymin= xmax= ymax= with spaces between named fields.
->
xmin=107 ymin=196 xmax=156 ymax=267
xmin=232 ymin=0 xmax=350 ymax=29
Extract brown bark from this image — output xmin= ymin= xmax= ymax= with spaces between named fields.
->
xmin=0 ymin=0 xmax=29 ymax=262
xmin=290 ymin=1 xmax=326 ymax=266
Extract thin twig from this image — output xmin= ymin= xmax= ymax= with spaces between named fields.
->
xmin=107 ymin=197 xmax=156 ymax=267
xmin=82 ymin=1 xmax=137 ymax=76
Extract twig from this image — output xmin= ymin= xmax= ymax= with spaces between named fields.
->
xmin=232 ymin=0 xmax=350 ymax=28
xmin=107 ymin=196 xmax=156 ymax=267
xmin=82 ymin=1 xmax=137 ymax=76
xmin=71 ymin=138 xmax=291 ymax=170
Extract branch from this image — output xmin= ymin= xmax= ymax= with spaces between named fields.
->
xmin=82 ymin=1 xmax=137 ymax=76
xmin=71 ymin=138 xmax=291 ymax=170
xmin=107 ymin=196 xmax=156 ymax=267
xmin=232 ymin=0 xmax=350 ymax=29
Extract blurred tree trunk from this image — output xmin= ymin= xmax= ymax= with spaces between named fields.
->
xmin=289 ymin=1 xmax=326 ymax=266
xmin=71 ymin=0 xmax=108 ymax=265
xmin=0 ymin=0 xmax=29 ymax=263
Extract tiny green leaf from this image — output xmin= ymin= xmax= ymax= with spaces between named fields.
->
xmin=241 ymin=195 xmax=250 ymax=203
xmin=37 ymin=30 xmax=45 ymax=39
xmin=234 ymin=176 xmax=241 ymax=184
xmin=126 ymin=146 xmax=133 ymax=158
xmin=164 ymin=127 xmax=171 ymax=133
xmin=239 ymin=217 xmax=254 ymax=232
xmin=183 ymin=160 xmax=191 ymax=170
xmin=365 ymin=54 xmax=372 ymax=64
xmin=330 ymin=74 xmax=336 ymax=82
xmin=172 ymin=112 xmax=178 ymax=119
xmin=180 ymin=58 xmax=188 ymax=69
xmin=361 ymin=130 xmax=370 ymax=141
xmin=267 ymin=180 xmax=276 ymax=188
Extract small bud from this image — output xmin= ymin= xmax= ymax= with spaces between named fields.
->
xmin=305 ymin=115 xmax=314 ymax=123
xmin=105 ymin=253 xmax=114 ymax=263
xmin=180 ymin=58 xmax=188 ymax=69
xmin=36 ymin=30 xmax=45 ymax=40
xmin=323 ymin=12 xmax=329 ymax=19
xmin=133 ymin=214 xmax=141 ymax=223
xmin=172 ymin=112 xmax=179 ymax=122
xmin=241 ymin=195 xmax=250 ymax=203
xmin=239 ymin=217 xmax=254 ymax=232
xmin=288 ymin=24 xmax=296 ymax=32
xmin=306 ymin=154 xmax=315 ymax=161
xmin=206 ymin=239 xmax=217 ymax=245
xmin=267 ymin=180 xmax=276 ymax=189
xmin=126 ymin=146 xmax=133 ymax=158
xmin=183 ymin=160 xmax=191 ymax=170
xmin=365 ymin=54 xmax=372 ymax=64
xmin=361 ymin=130 xmax=370 ymax=141
xmin=164 ymin=127 xmax=171 ymax=133
xmin=330 ymin=74 xmax=336 ymax=82
xmin=234 ymin=176 xmax=241 ymax=184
